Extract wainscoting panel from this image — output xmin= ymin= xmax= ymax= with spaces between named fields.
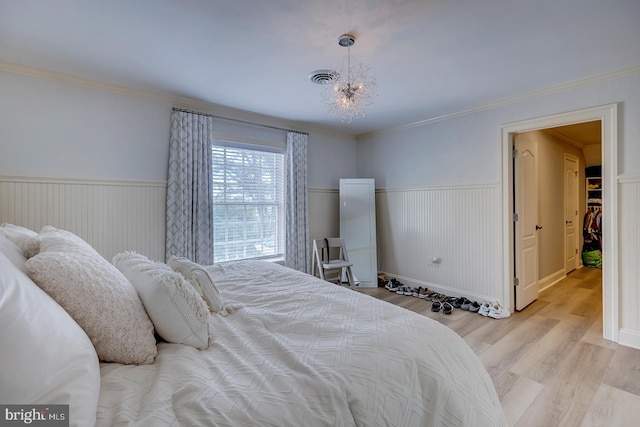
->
xmin=376 ymin=184 xmax=502 ymax=301
xmin=619 ymin=176 xmax=640 ymax=347
xmin=0 ymin=176 xmax=167 ymax=261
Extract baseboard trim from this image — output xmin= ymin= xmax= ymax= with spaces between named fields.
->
xmin=538 ymin=269 xmax=566 ymax=292
xmin=618 ymin=329 xmax=640 ymax=350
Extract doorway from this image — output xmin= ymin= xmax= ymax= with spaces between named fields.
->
xmin=501 ymin=104 xmax=618 ymax=342
xmin=512 ymin=124 xmax=600 ymax=310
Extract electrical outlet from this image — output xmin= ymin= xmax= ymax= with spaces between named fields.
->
xmin=427 ymin=256 xmax=441 ymax=266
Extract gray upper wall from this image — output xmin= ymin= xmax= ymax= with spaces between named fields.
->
xmin=356 ymin=71 xmax=640 ymax=187
xmin=0 ymin=71 xmax=357 ymax=189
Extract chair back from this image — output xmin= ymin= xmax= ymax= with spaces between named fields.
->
xmin=313 ymin=237 xmax=349 ymax=263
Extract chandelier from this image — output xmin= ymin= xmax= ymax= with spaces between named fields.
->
xmin=310 ymin=34 xmax=376 ymax=123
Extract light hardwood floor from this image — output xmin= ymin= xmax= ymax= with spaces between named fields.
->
xmin=358 ymin=268 xmax=640 ymax=427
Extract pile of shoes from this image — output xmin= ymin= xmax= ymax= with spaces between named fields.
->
xmin=384 ymin=278 xmax=399 ymax=292
xmin=377 ymin=273 xmax=392 ymax=287
xmin=383 ymin=277 xmax=510 ymax=319
xmin=477 ymin=301 xmax=510 ymax=319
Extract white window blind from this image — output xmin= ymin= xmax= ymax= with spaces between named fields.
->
xmin=212 ymin=144 xmax=285 ymax=262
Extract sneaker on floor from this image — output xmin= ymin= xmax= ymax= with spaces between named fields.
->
xmin=442 ymin=302 xmax=453 ymax=315
xmin=452 ymin=297 xmax=465 ymax=308
xmin=468 ymin=301 xmax=481 ymax=312
xmin=436 ymin=294 xmax=449 ymax=302
xmin=378 ymin=274 xmax=389 ymax=287
xmin=478 ymin=302 xmax=491 ymax=316
xmin=418 ymin=288 xmax=431 ymax=299
xmin=488 ymin=303 xmax=511 ymax=319
xmin=387 ymin=279 xmax=401 ymax=292
xmin=403 ymin=287 xmax=414 ymax=296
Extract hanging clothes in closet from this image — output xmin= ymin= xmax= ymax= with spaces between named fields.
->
xmin=582 ymin=207 xmax=602 ymax=268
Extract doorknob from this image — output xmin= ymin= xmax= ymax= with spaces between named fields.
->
xmin=535 ymin=225 xmax=543 ymax=230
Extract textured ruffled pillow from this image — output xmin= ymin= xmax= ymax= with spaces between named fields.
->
xmin=25 ymin=227 xmax=157 ymax=365
xmin=168 ymin=256 xmax=224 ymax=313
xmin=113 ymin=252 xmax=211 ymax=350
xmin=27 ymin=225 xmax=95 ymax=255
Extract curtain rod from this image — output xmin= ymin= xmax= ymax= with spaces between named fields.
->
xmin=172 ymin=107 xmax=309 ymax=135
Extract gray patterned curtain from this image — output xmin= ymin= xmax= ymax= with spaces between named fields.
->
xmin=165 ymin=110 xmax=214 ymax=265
xmin=285 ymin=132 xmax=309 ymax=273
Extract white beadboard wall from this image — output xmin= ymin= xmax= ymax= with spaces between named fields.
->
xmin=0 ymin=176 xmax=166 ymax=261
xmin=376 ymin=183 xmax=502 ymax=301
xmin=0 ymin=180 xmax=340 ymax=267
xmin=0 ymin=177 xmax=507 ymax=303
xmin=619 ymin=176 xmax=640 ymax=348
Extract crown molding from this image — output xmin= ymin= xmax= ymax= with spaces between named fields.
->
xmin=0 ymin=61 xmax=354 ymax=140
xmin=3 ymin=60 xmax=638 ymax=142
xmin=357 ymin=64 xmax=640 ymax=140
xmin=541 ymin=128 xmax=585 ymax=149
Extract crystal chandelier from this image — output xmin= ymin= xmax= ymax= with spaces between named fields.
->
xmin=312 ymin=34 xmax=376 ymax=123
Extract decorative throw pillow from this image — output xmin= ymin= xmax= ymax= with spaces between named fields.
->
xmin=24 ymin=225 xmax=96 ymax=257
xmin=0 ymin=251 xmax=101 ymax=427
xmin=113 ymin=252 xmax=211 ymax=349
xmin=21 ymin=235 xmax=41 ymax=259
xmin=25 ymin=230 xmax=157 ymax=365
xmin=168 ymin=256 xmax=224 ymax=313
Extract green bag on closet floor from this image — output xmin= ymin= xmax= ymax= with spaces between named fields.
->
xmin=582 ymin=250 xmax=602 ymax=268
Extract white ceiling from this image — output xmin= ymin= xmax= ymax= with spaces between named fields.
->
xmin=1 ymin=0 xmax=638 ymax=136
xmin=547 ymin=121 xmax=602 ymax=147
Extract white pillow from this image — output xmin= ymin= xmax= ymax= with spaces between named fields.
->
xmin=0 ymin=233 xmax=28 ymax=272
xmin=0 ymin=251 xmax=100 ymax=427
xmin=113 ymin=252 xmax=211 ymax=349
xmin=25 ymin=230 xmax=157 ymax=365
xmin=0 ymin=223 xmax=38 ymax=258
xmin=168 ymin=256 xmax=224 ymax=313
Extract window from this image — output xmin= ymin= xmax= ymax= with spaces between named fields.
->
xmin=212 ymin=144 xmax=285 ymax=262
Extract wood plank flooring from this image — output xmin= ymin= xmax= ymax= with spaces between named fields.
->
xmin=357 ymin=268 xmax=640 ymax=427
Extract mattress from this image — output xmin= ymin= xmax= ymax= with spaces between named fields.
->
xmin=97 ymin=261 xmax=506 ymax=426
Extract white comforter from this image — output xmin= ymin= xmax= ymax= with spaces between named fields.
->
xmin=97 ymin=261 xmax=506 ymax=426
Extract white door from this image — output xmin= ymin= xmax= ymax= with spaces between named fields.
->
xmin=564 ymin=155 xmax=579 ymax=273
xmin=514 ymin=135 xmax=539 ymax=310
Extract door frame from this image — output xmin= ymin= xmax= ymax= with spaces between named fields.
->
xmin=500 ymin=103 xmax=618 ymax=342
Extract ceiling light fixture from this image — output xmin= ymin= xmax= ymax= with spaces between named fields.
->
xmin=310 ymin=33 xmax=376 ymax=123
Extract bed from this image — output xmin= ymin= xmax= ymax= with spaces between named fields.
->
xmin=0 ymin=224 xmax=507 ymax=427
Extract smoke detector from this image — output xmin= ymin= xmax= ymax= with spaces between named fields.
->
xmin=308 ymin=69 xmax=338 ymax=85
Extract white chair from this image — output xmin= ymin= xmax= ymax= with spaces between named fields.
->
xmin=311 ymin=238 xmax=355 ymax=286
